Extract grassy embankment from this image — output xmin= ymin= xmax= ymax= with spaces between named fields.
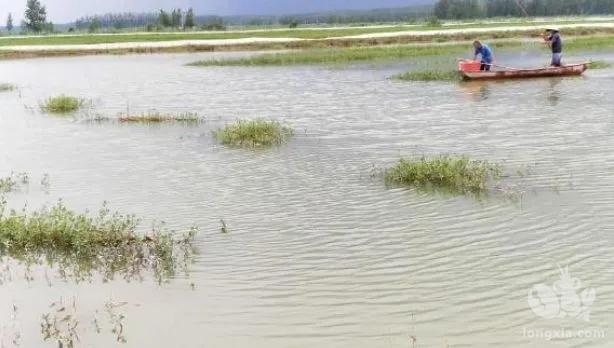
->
xmin=2 ymin=20 xmax=614 ymax=60
xmin=191 ymin=34 xmax=614 ymax=67
xmin=1 ymin=18 xmax=613 ymax=46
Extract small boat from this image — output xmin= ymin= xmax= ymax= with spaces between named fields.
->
xmin=458 ymin=60 xmax=588 ymax=81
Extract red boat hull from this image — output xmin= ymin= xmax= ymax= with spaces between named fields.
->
xmin=460 ymin=63 xmax=588 ymax=80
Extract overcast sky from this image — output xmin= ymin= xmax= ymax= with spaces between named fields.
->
xmin=1 ymin=0 xmax=432 ymax=23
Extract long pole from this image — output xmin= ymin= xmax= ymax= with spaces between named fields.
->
xmin=514 ymin=0 xmax=530 ymax=17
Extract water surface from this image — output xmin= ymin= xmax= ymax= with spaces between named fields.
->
xmin=0 ymin=52 xmax=613 ymax=347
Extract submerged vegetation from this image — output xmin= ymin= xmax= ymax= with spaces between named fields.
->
xmin=214 ymin=119 xmax=294 ymax=147
xmin=0 ymin=172 xmax=29 ymax=194
xmin=117 ymin=112 xmax=202 ymax=124
xmin=0 ymin=199 xmax=197 ymax=282
xmin=0 ymin=83 xmax=16 ymax=92
xmin=394 ymin=69 xmax=460 ymax=81
xmin=385 ymin=156 xmax=502 ymax=195
xmin=41 ymin=95 xmax=84 ymax=114
xmin=40 ymin=298 xmax=129 ymax=346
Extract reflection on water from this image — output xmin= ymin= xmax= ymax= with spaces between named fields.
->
xmin=457 ymin=81 xmax=492 ymax=101
xmin=0 ymin=52 xmax=614 ymax=347
xmin=547 ymin=78 xmax=563 ymax=106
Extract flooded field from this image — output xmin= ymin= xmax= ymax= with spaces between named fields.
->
xmin=1 ymin=51 xmax=614 ymax=347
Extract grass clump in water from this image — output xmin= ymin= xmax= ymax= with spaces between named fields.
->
xmin=385 ymin=155 xmax=502 ymax=195
xmin=589 ymin=60 xmax=612 ymax=69
xmin=0 ymin=83 xmax=16 ymax=92
xmin=394 ymin=70 xmax=461 ymax=81
xmin=0 ymin=199 xmax=197 ymax=282
xmin=214 ymin=119 xmax=293 ymax=147
xmin=41 ymin=95 xmax=84 ymax=114
xmin=118 ymin=112 xmax=202 ymax=124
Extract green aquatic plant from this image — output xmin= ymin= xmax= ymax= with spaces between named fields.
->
xmin=394 ymin=70 xmax=461 ymax=81
xmin=385 ymin=155 xmax=502 ymax=195
xmin=0 ymin=199 xmax=197 ymax=282
xmin=220 ymin=219 xmax=229 ymax=234
xmin=0 ymin=83 xmax=16 ymax=92
xmin=117 ymin=112 xmax=202 ymax=124
xmin=589 ymin=60 xmax=612 ymax=69
xmin=214 ymin=119 xmax=294 ymax=147
xmin=41 ymin=95 xmax=84 ymax=114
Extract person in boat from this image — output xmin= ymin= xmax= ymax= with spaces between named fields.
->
xmin=544 ymin=28 xmax=563 ymax=67
xmin=473 ymin=40 xmax=494 ymax=71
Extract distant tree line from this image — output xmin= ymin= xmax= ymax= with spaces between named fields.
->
xmin=434 ymin=0 xmax=614 ymax=19
xmin=264 ymin=6 xmax=433 ymax=26
xmin=5 ymin=4 xmax=435 ymax=33
xmin=70 ymin=5 xmax=433 ymax=32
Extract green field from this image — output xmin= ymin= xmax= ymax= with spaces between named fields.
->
xmin=1 ymin=18 xmax=614 ymax=47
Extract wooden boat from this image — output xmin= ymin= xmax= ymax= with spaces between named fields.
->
xmin=459 ymin=62 xmax=588 ymax=81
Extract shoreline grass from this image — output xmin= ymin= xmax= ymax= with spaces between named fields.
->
xmin=385 ymin=155 xmax=502 ymax=195
xmin=214 ymin=119 xmax=294 ymax=147
xmin=41 ymin=95 xmax=84 ymax=114
xmin=0 ymin=199 xmax=197 ymax=282
xmin=589 ymin=60 xmax=612 ymax=69
xmin=394 ymin=69 xmax=461 ymax=81
xmin=190 ymin=43 xmax=474 ymax=66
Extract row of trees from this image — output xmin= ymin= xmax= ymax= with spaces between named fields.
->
xmin=435 ymin=0 xmax=614 ymax=19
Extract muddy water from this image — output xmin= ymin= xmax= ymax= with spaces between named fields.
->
xmin=1 ymin=52 xmax=614 ymax=347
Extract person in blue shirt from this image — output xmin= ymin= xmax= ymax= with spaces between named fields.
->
xmin=473 ymin=40 xmax=494 ymax=71
xmin=544 ymin=28 xmax=563 ymax=67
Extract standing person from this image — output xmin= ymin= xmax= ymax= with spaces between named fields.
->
xmin=473 ymin=40 xmax=494 ymax=71
xmin=544 ymin=28 xmax=563 ymax=67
